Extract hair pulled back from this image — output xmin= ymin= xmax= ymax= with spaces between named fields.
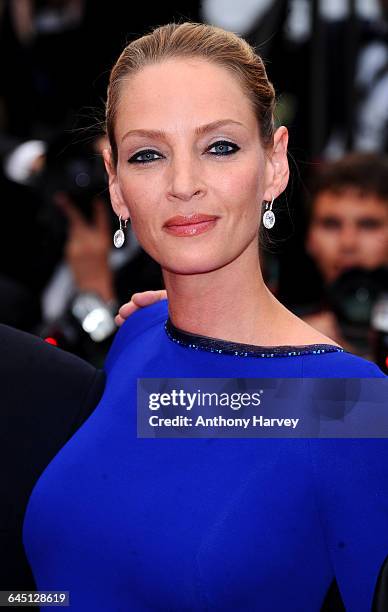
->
xmin=105 ymin=21 xmax=276 ymax=166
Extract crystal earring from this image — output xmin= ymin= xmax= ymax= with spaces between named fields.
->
xmin=113 ymin=215 xmax=128 ymax=248
xmin=262 ymin=195 xmax=276 ymax=229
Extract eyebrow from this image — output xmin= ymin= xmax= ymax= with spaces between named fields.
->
xmin=120 ymin=119 xmax=247 ymax=143
xmin=316 ymin=215 xmax=385 ymax=224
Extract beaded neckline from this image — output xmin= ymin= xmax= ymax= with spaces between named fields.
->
xmin=165 ymin=318 xmax=345 ymax=359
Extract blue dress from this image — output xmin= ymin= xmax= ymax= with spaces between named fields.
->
xmin=23 ymin=300 xmax=388 ymax=611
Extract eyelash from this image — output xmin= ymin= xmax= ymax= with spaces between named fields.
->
xmin=127 ymin=140 xmax=240 ymax=164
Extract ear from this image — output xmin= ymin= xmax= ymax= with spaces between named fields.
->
xmin=262 ymin=126 xmax=289 ymax=202
xmin=102 ymin=148 xmax=130 ymax=218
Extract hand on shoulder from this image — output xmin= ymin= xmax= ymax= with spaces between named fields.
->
xmin=115 ymin=290 xmax=167 ymax=327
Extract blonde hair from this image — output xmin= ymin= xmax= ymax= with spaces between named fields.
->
xmin=105 ymin=21 xmax=276 ymax=166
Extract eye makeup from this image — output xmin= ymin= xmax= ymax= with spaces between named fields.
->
xmin=127 ymin=139 xmax=241 ymax=164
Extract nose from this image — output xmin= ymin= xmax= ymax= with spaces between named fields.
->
xmin=338 ymin=224 xmax=359 ymax=253
xmin=167 ymin=154 xmax=205 ymax=202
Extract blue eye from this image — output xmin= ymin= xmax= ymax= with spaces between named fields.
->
xmin=128 ymin=149 xmax=162 ymax=164
xmin=128 ymin=140 xmax=240 ymax=165
xmin=208 ymin=140 xmax=240 ymax=156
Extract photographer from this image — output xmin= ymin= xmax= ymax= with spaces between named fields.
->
xmin=304 ymin=152 xmax=388 ymax=362
xmin=33 ymin=132 xmax=164 ymax=364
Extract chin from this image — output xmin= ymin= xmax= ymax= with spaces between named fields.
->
xmin=161 ymin=261 xmax=222 ymax=276
xmin=142 ymin=237 xmax=248 ymax=276
xmin=158 ymin=251 xmax=230 ymax=276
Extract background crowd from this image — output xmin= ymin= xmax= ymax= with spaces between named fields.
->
xmin=0 ymin=0 xmax=386 ymax=370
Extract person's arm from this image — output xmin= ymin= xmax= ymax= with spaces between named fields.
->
xmin=55 ymin=192 xmax=116 ymax=303
xmin=0 ymin=325 xmax=105 ymax=592
xmin=57 ymin=191 xmax=167 ymax=326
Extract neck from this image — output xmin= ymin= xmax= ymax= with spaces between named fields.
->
xmin=163 ymin=243 xmax=282 ymax=346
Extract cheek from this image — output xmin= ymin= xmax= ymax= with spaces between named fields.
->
xmin=119 ymin=176 xmax=159 ymax=231
xmin=309 ymin=230 xmax=338 ymax=259
xmin=360 ymin=231 xmax=388 ymax=260
xmin=220 ymin=166 xmax=257 ymax=192
xmin=235 ymin=163 xmax=262 ymax=195
xmin=129 ymin=203 xmax=157 ymax=248
xmin=219 ymin=164 xmax=262 ymax=220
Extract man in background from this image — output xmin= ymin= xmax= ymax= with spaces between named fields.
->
xmin=303 ymin=152 xmax=388 ymax=353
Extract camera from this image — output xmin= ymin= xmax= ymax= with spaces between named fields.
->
xmin=35 ymin=132 xmax=110 ymax=222
xmin=326 ymin=266 xmax=388 ymax=372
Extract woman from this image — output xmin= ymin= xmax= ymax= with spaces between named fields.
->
xmin=23 ymin=22 xmax=387 ymax=611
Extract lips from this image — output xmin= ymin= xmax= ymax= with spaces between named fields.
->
xmin=164 ymin=213 xmax=218 ymax=227
xmin=163 ymin=213 xmax=219 ymax=237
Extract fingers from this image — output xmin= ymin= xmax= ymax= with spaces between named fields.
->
xmin=116 ymin=299 xmax=139 ymax=324
xmin=115 ymin=313 xmax=126 ymax=327
xmin=131 ymin=290 xmax=167 ymax=307
xmin=93 ymin=197 xmax=111 ymax=232
xmin=116 ymin=290 xmax=167 ymax=325
xmin=54 ymin=191 xmax=86 ymax=228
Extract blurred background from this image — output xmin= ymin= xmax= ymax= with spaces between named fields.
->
xmin=0 ymin=0 xmax=386 ymax=370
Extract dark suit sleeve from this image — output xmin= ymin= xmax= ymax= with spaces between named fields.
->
xmin=0 ymin=324 xmax=105 ymax=591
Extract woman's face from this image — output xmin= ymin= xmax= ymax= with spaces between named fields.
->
xmin=105 ymin=58 xmax=288 ymax=275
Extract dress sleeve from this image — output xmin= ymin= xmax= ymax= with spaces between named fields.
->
xmin=302 ymin=350 xmax=387 ymax=378
xmin=308 ymin=439 xmax=388 ymax=612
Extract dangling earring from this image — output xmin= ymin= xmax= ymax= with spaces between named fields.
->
xmin=113 ymin=215 xmax=128 ymax=248
xmin=262 ymin=195 xmax=276 ymax=229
